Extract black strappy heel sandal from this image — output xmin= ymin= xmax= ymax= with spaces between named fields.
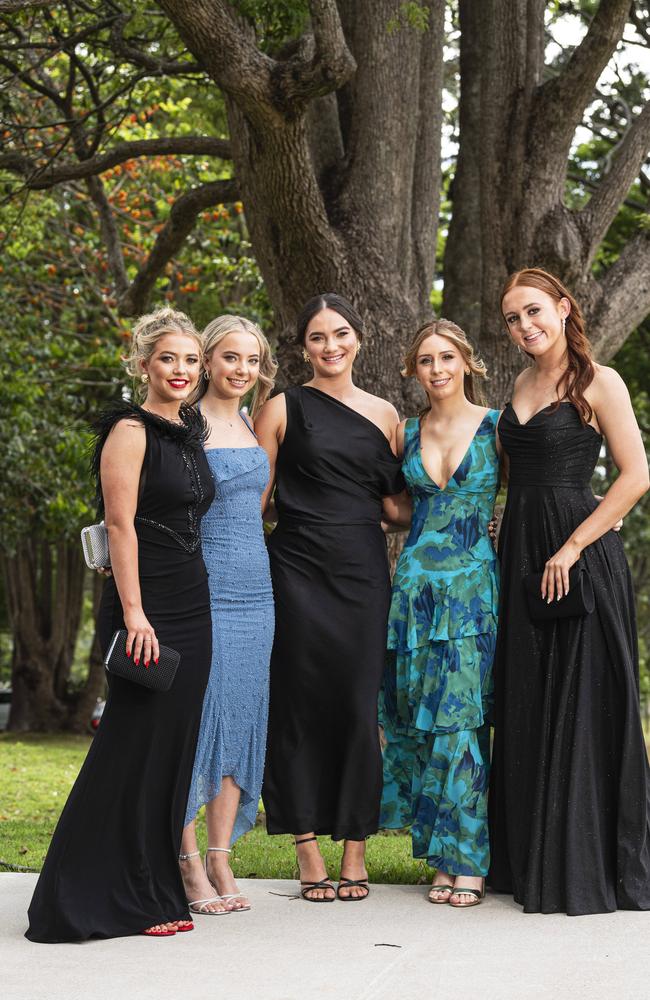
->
xmin=336 ymin=876 xmax=370 ymax=901
xmin=295 ymin=836 xmax=336 ymax=903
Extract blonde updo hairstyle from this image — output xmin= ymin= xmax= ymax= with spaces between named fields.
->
xmin=123 ymin=307 xmax=202 ymax=400
xmin=196 ymin=314 xmax=277 ymax=418
xmin=402 ymin=318 xmax=488 ymax=413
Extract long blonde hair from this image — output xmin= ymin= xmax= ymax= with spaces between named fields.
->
xmin=402 ymin=319 xmax=488 ymax=413
xmin=195 ymin=315 xmax=277 ymax=418
xmin=123 ymin=307 xmax=201 ymax=400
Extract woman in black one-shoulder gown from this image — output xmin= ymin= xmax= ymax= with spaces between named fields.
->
xmin=257 ymin=294 xmax=405 ymax=901
xmin=489 ymin=269 xmax=650 ymax=915
xmin=27 ymin=311 xmax=214 ymax=941
xmin=264 ymin=385 xmax=404 ymax=839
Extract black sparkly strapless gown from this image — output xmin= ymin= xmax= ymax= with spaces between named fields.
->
xmin=26 ymin=404 xmax=215 ymax=942
xmin=489 ymin=402 xmax=650 ymax=914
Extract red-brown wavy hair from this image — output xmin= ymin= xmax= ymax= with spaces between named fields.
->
xmin=501 ymin=267 xmax=595 ymax=425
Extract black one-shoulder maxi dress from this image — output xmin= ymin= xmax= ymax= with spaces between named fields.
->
xmin=26 ymin=404 xmax=214 ymax=942
xmin=262 ymin=386 xmax=404 ymax=840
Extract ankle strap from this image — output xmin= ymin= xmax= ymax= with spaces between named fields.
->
xmin=295 ymin=836 xmax=318 ymax=846
xmin=178 ymin=851 xmax=200 ymax=861
xmin=206 ymin=846 xmax=232 ymax=854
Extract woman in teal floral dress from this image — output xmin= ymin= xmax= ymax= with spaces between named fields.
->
xmin=381 ymin=319 xmax=500 ymax=907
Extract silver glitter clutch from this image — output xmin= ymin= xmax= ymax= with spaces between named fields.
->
xmin=80 ymin=521 xmax=110 ymax=569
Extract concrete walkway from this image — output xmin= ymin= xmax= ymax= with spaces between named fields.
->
xmin=2 ymin=873 xmax=648 ymax=1000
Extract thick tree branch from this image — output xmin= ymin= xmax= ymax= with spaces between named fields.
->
xmin=590 ymin=230 xmax=650 ymax=360
xmin=580 ymin=101 xmax=650 ymax=263
xmin=0 ymin=0 xmax=57 ymax=9
xmin=118 ymin=178 xmax=240 ymax=316
xmin=156 ymin=0 xmax=273 ymax=115
xmin=0 ymin=136 xmax=232 ymax=187
xmin=536 ymin=0 xmax=629 ymax=147
xmin=271 ymin=0 xmax=356 ymax=109
xmin=407 ymin=0 xmax=445 ymax=315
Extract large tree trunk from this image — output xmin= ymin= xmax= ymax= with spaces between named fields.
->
xmin=1 ymin=538 xmax=102 ymax=732
xmin=444 ymin=0 xmax=650 ymax=405
xmin=159 ymin=0 xmax=446 ymax=412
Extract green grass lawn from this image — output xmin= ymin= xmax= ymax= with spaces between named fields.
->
xmin=0 ymin=733 xmax=431 ymax=885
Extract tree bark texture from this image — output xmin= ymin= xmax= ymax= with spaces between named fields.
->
xmin=158 ymin=0 xmax=446 ymax=410
xmin=1 ymin=539 xmax=103 ymax=732
xmin=5 ymin=2 xmax=648 ymax=407
xmin=443 ymin=0 xmax=650 ymax=405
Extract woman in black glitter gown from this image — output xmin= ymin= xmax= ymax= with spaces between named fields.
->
xmin=488 ymin=268 xmax=650 ymax=915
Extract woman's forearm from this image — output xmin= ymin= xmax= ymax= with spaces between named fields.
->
xmin=570 ymin=472 xmax=649 ymax=552
xmin=105 ymin=522 xmax=143 ymax=613
xmin=382 ymin=491 xmax=412 ymax=528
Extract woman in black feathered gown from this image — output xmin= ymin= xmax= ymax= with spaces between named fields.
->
xmin=27 ymin=309 xmax=214 ymax=941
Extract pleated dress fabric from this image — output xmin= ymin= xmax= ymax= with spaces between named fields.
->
xmin=26 ymin=403 xmax=215 ymax=942
xmin=489 ymin=401 xmax=650 ymax=915
xmin=262 ymin=386 xmax=405 ymax=840
xmin=380 ymin=411 xmax=499 ymax=877
xmin=185 ymin=425 xmax=274 ymax=842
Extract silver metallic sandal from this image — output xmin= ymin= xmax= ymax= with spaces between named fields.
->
xmin=205 ymin=847 xmax=251 ymax=912
xmin=178 ymin=850 xmax=230 ymax=915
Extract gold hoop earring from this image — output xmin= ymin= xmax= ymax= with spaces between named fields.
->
xmin=141 ymin=373 xmax=149 ymax=384
xmin=302 ymin=349 xmax=311 ymax=363
xmin=355 ymin=343 xmax=362 ymax=357
xmin=203 ymin=369 xmax=211 ymax=382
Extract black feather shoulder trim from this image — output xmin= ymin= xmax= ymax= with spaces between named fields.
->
xmin=90 ymin=400 xmax=209 ymax=507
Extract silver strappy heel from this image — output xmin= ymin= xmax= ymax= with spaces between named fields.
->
xmin=205 ymin=847 xmax=251 ymax=912
xmin=178 ymin=850 xmax=229 ymax=915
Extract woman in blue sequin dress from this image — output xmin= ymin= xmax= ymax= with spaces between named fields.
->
xmin=381 ymin=319 xmax=500 ymax=908
xmin=178 ymin=316 xmax=276 ymax=915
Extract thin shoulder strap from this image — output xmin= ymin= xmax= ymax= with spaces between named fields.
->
xmin=239 ymin=410 xmax=257 ymax=438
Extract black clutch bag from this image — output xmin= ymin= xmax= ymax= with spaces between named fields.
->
xmin=523 ymin=563 xmax=595 ymax=624
xmin=104 ymin=629 xmax=180 ymax=692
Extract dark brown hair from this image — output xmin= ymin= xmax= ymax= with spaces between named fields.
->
xmin=295 ymin=293 xmax=364 ymax=345
xmin=501 ymin=267 xmax=595 ymax=424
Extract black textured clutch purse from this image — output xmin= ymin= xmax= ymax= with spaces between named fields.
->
xmin=523 ymin=563 xmax=595 ymax=623
xmin=104 ymin=629 xmax=180 ymax=692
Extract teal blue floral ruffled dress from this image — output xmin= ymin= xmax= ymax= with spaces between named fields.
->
xmin=380 ymin=410 xmax=500 ymax=876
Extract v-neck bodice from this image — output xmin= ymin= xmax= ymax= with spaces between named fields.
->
xmin=400 ymin=410 xmax=500 ymax=563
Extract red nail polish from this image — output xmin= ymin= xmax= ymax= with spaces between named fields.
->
xmin=154 ymin=657 xmax=159 ymax=665
xmin=144 ymin=660 xmax=149 ymax=668
xmin=126 ymin=649 xmax=131 ymax=658
xmin=134 ymin=658 xmax=139 ymax=665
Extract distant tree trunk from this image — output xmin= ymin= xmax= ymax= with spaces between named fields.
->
xmin=1 ymin=538 xmax=104 ymax=732
xmin=67 ymin=572 xmax=107 ymax=732
xmin=444 ymin=0 xmax=650 ymax=405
